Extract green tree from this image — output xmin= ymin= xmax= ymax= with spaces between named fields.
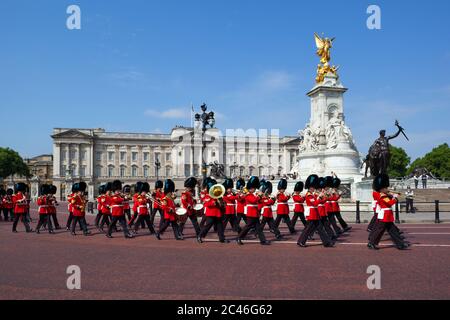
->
xmin=0 ymin=147 xmax=30 ymax=179
xmin=407 ymin=143 xmax=450 ymax=179
xmin=388 ymin=145 xmax=410 ymax=178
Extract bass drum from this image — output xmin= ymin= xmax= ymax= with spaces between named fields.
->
xmin=176 ymin=207 xmax=188 ymax=224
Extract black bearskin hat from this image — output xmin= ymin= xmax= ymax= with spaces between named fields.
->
xmin=236 ymin=178 xmax=245 ymax=190
xmin=164 ymin=179 xmax=175 ymax=194
xmin=202 ymin=177 xmax=215 ymax=189
xmin=325 ymin=176 xmax=334 ymax=188
xmin=294 ymin=181 xmax=304 ymax=192
xmin=184 ymin=177 xmax=198 ymax=189
xmin=142 ymin=182 xmax=150 ymax=193
xmin=155 ymin=180 xmax=163 ymax=189
xmin=135 ymin=182 xmax=144 ymax=193
xmin=305 ymin=175 xmax=319 ymax=189
xmin=105 ymin=182 xmax=113 ymax=192
xmin=79 ymin=182 xmax=87 ymax=192
xmin=372 ymin=174 xmax=389 ymax=192
xmin=123 ymin=185 xmax=131 ymax=193
xmin=49 ymin=185 xmax=57 ymax=195
xmin=318 ymin=177 xmax=326 ymax=189
xmin=72 ymin=183 xmax=80 ymax=193
xmin=98 ymin=184 xmax=106 ymax=195
xmin=40 ymin=184 xmax=50 ymax=196
xmin=247 ymin=176 xmax=260 ymax=190
xmin=0 ymin=188 xmax=5 ymax=196
xmin=7 ymin=188 xmax=13 ymax=196
xmin=278 ymin=178 xmax=288 ymax=190
xmin=332 ymin=177 xmax=341 ymax=189
xmin=223 ymin=178 xmax=234 ymax=190
xmin=15 ymin=182 xmax=27 ymax=193
xmin=112 ymin=180 xmax=122 ymax=192
xmin=260 ymin=180 xmax=273 ymax=194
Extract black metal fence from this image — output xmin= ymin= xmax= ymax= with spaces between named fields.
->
xmin=350 ymin=200 xmax=450 ymax=224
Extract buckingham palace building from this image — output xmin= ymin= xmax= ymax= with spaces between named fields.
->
xmin=51 ymin=127 xmax=301 ymax=200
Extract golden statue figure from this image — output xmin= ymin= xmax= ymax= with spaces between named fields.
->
xmin=314 ymin=33 xmax=339 ymax=83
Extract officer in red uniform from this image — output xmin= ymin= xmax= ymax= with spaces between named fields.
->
xmin=274 ymin=179 xmax=295 ymax=234
xmin=99 ymin=182 xmax=114 ymax=231
xmin=179 ymin=177 xmax=201 ymax=237
xmin=12 ymin=183 xmax=32 ymax=233
xmin=317 ymin=177 xmax=337 ymax=240
xmin=128 ymin=183 xmax=140 ymax=227
xmin=66 ymin=185 xmax=76 ymax=230
xmin=237 ymin=176 xmax=270 ymax=246
xmin=95 ymin=184 xmax=106 ymax=228
xmin=368 ymin=174 xmax=409 ymax=250
xmin=297 ymin=175 xmax=334 ymax=247
xmin=156 ymin=179 xmax=182 ymax=240
xmin=235 ymin=178 xmax=247 ymax=226
xmin=36 ymin=184 xmax=54 ymax=234
xmin=199 ymin=177 xmax=214 ymax=229
xmin=150 ymin=180 xmax=165 ymax=228
xmin=368 ymin=190 xmax=380 ymax=233
xmin=291 ymin=181 xmax=306 ymax=229
xmin=122 ymin=185 xmax=132 ymax=222
xmin=2 ymin=189 xmax=14 ymax=222
xmin=197 ymin=178 xmax=229 ymax=243
xmin=221 ymin=178 xmax=241 ymax=233
xmin=259 ymin=181 xmax=282 ymax=240
xmin=106 ymin=180 xmax=133 ymax=239
xmin=47 ymin=185 xmax=60 ymax=229
xmin=70 ymin=182 xmax=90 ymax=236
xmin=133 ymin=182 xmax=156 ymax=234
xmin=324 ymin=177 xmax=342 ymax=236
xmin=330 ymin=176 xmax=351 ymax=233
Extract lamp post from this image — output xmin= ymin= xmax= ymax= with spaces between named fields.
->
xmin=155 ymin=157 xmax=161 ymax=181
xmin=194 ymin=103 xmax=216 ymax=180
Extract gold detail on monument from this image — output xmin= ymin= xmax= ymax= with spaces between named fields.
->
xmin=314 ymin=33 xmax=339 ymax=84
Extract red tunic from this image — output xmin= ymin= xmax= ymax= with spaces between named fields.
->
xmin=99 ymin=195 xmax=111 ymax=215
xmin=372 ymin=191 xmax=380 ymax=214
xmin=37 ymin=196 xmax=49 ymax=215
xmin=135 ymin=195 xmax=150 ymax=215
xmin=123 ymin=195 xmax=131 ymax=210
xmin=236 ymin=193 xmax=246 ymax=214
xmin=276 ymin=192 xmax=290 ymax=215
xmin=110 ymin=194 xmax=125 ymax=217
xmin=67 ymin=193 xmax=75 ymax=213
xmin=244 ymin=193 xmax=260 ymax=218
xmin=203 ymin=195 xmax=222 ymax=218
xmin=304 ymin=192 xmax=320 ymax=221
xmin=132 ymin=193 xmax=139 ymax=213
xmin=223 ymin=192 xmax=237 ymax=215
xmin=260 ymin=196 xmax=275 ymax=218
xmin=181 ymin=191 xmax=195 ymax=216
xmin=292 ymin=194 xmax=305 ymax=213
xmin=48 ymin=196 xmax=57 ymax=214
xmin=71 ymin=194 xmax=86 ymax=217
xmin=318 ymin=196 xmax=328 ymax=217
xmin=153 ymin=190 xmax=163 ymax=209
xmin=330 ymin=193 xmax=341 ymax=212
xmin=2 ymin=195 xmax=14 ymax=209
xmin=12 ymin=192 xmax=27 ymax=214
xmin=161 ymin=195 xmax=176 ymax=221
xmin=377 ymin=193 xmax=396 ymax=223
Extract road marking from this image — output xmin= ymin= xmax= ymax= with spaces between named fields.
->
xmin=408 ymin=233 xmax=450 ymax=235
xmin=203 ymin=239 xmax=450 ymax=247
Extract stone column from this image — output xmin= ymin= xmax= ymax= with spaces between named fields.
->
xmin=53 ymin=143 xmax=61 ymax=178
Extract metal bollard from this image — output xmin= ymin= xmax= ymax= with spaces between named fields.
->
xmin=395 ymin=201 xmax=400 ymax=224
xmin=356 ymin=200 xmax=361 ymax=224
xmin=435 ymin=200 xmax=441 ymax=224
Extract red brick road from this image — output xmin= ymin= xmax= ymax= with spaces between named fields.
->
xmin=0 ymin=204 xmax=449 ymax=300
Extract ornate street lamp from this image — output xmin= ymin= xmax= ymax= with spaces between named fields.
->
xmin=194 ymin=103 xmax=216 ymax=180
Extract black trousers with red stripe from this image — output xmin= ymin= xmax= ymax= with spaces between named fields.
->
xmin=238 ymin=217 xmax=266 ymax=243
xmin=297 ymin=220 xmax=333 ymax=246
xmin=368 ymin=221 xmax=405 ymax=248
xmin=274 ymin=214 xmax=295 ymax=234
xmin=292 ymin=211 xmax=307 ymax=228
xmin=222 ymin=214 xmax=241 ymax=233
xmin=260 ymin=217 xmax=281 ymax=238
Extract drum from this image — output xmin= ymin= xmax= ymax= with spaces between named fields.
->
xmin=176 ymin=208 xmax=187 ymax=216
xmin=193 ymin=203 xmax=204 ymax=211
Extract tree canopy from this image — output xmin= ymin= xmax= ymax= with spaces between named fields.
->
xmin=0 ymin=147 xmax=30 ymax=179
xmin=388 ymin=145 xmax=410 ymax=178
xmin=407 ymin=143 xmax=450 ymax=179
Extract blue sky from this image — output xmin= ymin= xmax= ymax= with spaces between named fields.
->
xmin=1 ymin=0 xmax=449 ymax=161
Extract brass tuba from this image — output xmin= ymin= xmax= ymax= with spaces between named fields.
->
xmin=209 ymin=184 xmax=225 ymax=199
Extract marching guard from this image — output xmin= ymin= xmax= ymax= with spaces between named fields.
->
xmin=2 ymin=188 xmax=15 ymax=222
xmin=69 ymin=182 xmax=91 ymax=236
xmin=150 ymin=180 xmax=165 ymax=228
xmin=47 ymin=185 xmax=60 ymax=229
xmin=133 ymin=182 xmax=156 ymax=234
xmin=106 ymin=180 xmax=133 ymax=239
xmin=317 ymin=177 xmax=337 ymax=240
xmin=235 ymin=178 xmax=247 ymax=226
xmin=36 ymin=184 xmax=54 ymax=234
xmin=221 ymin=178 xmax=241 ymax=234
xmin=122 ymin=185 xmax=132 ymax=222
xmin=156 ymin=179 xmax=183 ymax=240
xmin=274 ymin=179 xmax=295 ymax=234
xmin=236 ymin=176 xmax=270 ymax=246
xmin=329 ymin=176 xmax=351 ymax=233
xmin=179 ymin=177 xmax=201 ymax=237
xmin=259 ymin=180 xmax=283 ymax=240
xmin=297 ymin=175 xmax=334 ymax=247
xmin=291 ymin=181 xmax=307 ymax=229
xmin=12 ymin=183 xmax=32 ymax=233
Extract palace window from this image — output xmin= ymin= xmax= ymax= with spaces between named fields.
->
xmin=95 ymin=166 xmax=102 ymax=177
xmin=165 ymin=166 xmax=171 ymax=177
xmin=132 ymin=166 xmax=138 ymax=177
xmin=80 ymin=166 xmax=86 ymax=177
xmin=143 ymin=166 xmax=149 ymax=178
xmin=132 ymin=152 xmax=138 ymax=162
xmin=108 ymin=152 xmax=115 ymax=162
xmin=108 ymin=165 xmax=115 ymax=177
xmin=120 ymin=152 xmax=126 ymax=162
xmin=143 ymin=152 xmax=149 ymax=162
xmin=120 ymin=165 xmax=126 ymax=177
xmin=81 ymin=150 xmax=87 ymax=161
xmin=166 ymin=153 xmax=171 ymax=162
xmin=95 ymin=152 xmax=102 ymax=161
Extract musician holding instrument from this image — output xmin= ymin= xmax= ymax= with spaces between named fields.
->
xmin=70 ymin=182 xmax=91 ymax=236
xmin=12 ymin=183 xmax=33 ymax=233
xmin=259 ymin=181 xmax=283 ymax=240
xmin=95 ymin=184 xmax=106 ymax=229
xmin=235 ymin=178 xmax=247 ymax=226
xmin=274 ymin=179 xmax=295 ymax=234
xmin=330 ymin=174 xmax=351 ymax=233
xmin=156 ymin=179 xmax=183 ymax=241
xmin=297 ymin=175 xmax=334 ymax=248
xmin=179 ymin=177 xmax=201 ymax=237
xmin=133 ymin=182 xmax=156 ymax=235
xmin=47 ymin=185 xmax=60 ymax=229
xmin=122 ymin=185 xmax=132 ymax=222
xmin=197 ymin=178 xmax=229 ymax=244
xmin=222 ymin=178 xmax=241 ymax=234
xmin=36 ymin=184 xmax=54 ymax=234
xmin=150 ymin=180 xmax=165 ymax=229
xmin=317 ymin=177 xmax=337 ymax=241
xmin=66 ymin=185 xmax=76 ymax=231
xmin=291 ymin=181 xmax=307 ymax=229
xmin=106 ymin=180 xmax=133 ymax=239
xmin=368 ymin=174 xmax=409 ymax=250
xmin=2 ymin=188 xmax=15 ymax=222
xmin=99 ymin=182 xmax=115 ymax=232
xmin=236 ymin=176 xmax=270 ymax=246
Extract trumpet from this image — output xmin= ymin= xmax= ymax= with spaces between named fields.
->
xmin=145 ymin=193 xmax=166 ymax=207
xmin=387 ymin=189 xmax=402 ymax=196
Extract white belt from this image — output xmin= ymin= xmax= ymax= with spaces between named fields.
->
xmin=304 ymin=206 xmax=317 ymax=217
xmin=378 ymin=208 xmax=392 ymax=219
xmin=278 ymin=202 xmax=288 ymax=205
xmin=244 ymin=204 xmax=258 ymax=215
xmin=111 ymin=205 xmax=123 ymax=208
xmin=39 ymin=205 xmax=49 ymax=208
xmin=226 ymin=204 xmax=235 ymax=206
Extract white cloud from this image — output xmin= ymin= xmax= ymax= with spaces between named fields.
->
xmin=144 ymin=108 xmax=189 ymax=119
xmin=257 ymin=71 xmax=295 ymax=91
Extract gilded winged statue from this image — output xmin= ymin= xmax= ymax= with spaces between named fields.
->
xmin=314 ymin=33 xmax=339 ymax=83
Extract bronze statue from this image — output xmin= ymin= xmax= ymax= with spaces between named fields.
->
xmin=365 ymin=121 xmax=409 ymax=177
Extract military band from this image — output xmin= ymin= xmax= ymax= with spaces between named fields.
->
xmin=2 ymin=172 xmax=412 ymax=251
